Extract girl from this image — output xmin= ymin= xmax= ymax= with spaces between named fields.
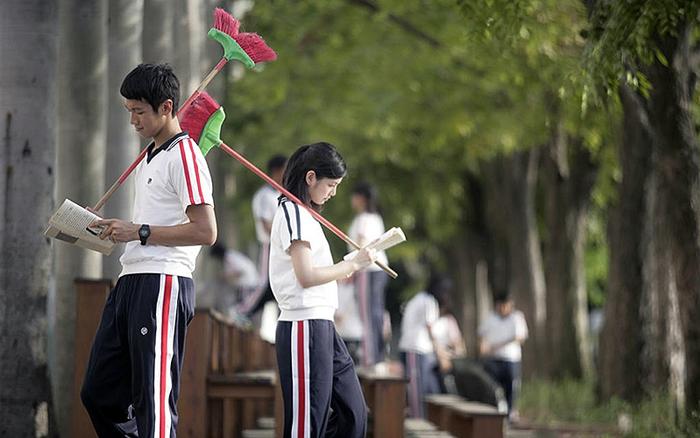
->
xmin=347 ymin=182 xmax=389 ymax=366
xmin=269 ymin=142 xmax=377 ymax=438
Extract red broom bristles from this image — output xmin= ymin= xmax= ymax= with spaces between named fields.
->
xmin=213 ymin=7 xmax=240 ymax=38
xmin=234 ymin=33 xmax=277 ymax=63
xmin=179 ymin=92 xmax=221 ymax=143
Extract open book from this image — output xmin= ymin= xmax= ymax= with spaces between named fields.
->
xmin=343 ymin=227 xmax=406 ymax=261
xmin=44 ymin=199 xmax=115 ymax=255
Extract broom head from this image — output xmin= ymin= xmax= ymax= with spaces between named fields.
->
xmin=208 ymin=8 xmax=276 ymax=67
xmin=213 ymin=8 xmax=240 ymax=38
xmin=179 ymin=92 xmax=225 ymax=156
xmin=234 ymin=33 xmax=277 ymax=63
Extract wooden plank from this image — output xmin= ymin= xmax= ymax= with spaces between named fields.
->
xmin=72 ymin=279 xmax=111 ymax=438
xmin=178 ymin=310 xmax=213 ymax=437
xmin=222 ymin=398 xmax=237 ymax=437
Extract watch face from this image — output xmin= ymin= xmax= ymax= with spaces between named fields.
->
xmin=139 ymin=226 xmax=149 ymax=238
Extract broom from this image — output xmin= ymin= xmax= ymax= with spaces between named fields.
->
xmin=92 ymin=8 xmax=276 ymax=212
xmin=179 ymin=92 xmax=399 ymax=279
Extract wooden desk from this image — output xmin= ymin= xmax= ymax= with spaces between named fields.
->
xmin=357 ymin=366 xmax=407 ymax=438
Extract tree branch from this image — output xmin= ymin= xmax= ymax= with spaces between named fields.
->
xmin=346 ymin=0 xmax=442 ymax=48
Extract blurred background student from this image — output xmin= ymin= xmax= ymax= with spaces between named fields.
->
xmin=348 ymin=181 xmax=389 ymax=366
xmin=478 ymin=290 xmax=529 ymax=421
xmin=429 ymin=290 xmax=467 ymax=394
xmin=398 ymin=273 xmax=452 ymax=418
xmin=235 ymin=154 xmax=287 ymax=341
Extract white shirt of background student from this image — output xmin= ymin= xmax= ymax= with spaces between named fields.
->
xmin=347 ymin=205 xmax=388 ymax=271
xmin=398 ymin=291 xmax=440 ymax=355
xmin=478 ymin=298 xmax=529 ymax=362
xmin=252 ymin=159 xmax=286 ymax=245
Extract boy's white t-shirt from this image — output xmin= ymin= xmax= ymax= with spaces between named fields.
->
xmin=252 ymin=184 xmax=279 ymax=244
xmin=269 ymin=197 xmax=338 ymax=321
xmin=119 ymin=132 xmax=214 ymax=278
xmin=347 ymin=212 xmax=388 ymax=271
xmin=478 ymin=310 xmax=529 ymax=362
xmin=398 ymin=291 xmax=440 ymax=354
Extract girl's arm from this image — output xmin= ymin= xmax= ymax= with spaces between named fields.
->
xmin=289 ymin=240 xmax=376 ymax=288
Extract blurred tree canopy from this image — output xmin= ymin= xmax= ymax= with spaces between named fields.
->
xmin=218 ymin=0 xmax=614 ymax=275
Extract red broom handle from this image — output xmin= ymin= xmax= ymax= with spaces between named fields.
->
xmin=92 ymin=57 xmax=230 ymax=212
xmin=217 ymin=142 xmax=398 ymax=279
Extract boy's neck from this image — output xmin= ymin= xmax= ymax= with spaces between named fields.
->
xmin=153 ymin=117 xmax=182 ymax=148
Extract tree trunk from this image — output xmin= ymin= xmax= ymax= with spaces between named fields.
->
xmin=103 ymin=0 xmax=143 ymax=280
xmin=173 ymin=0 xmax=205 ymax=96
xmin=142 ymin=0 xmax=174 ymax=64
xmin=481 ymin=151 xmax=547 ymax=377
xmin=51 ymin=1 xmax=107 ymax=435
xmin=598 ymin=85 xmax=651 ymax=402
xmin=505 ymin=150 xmax=547 ymax=378
xmin=645 ymin=22 xmax=700 ymax=413
xmin=447 ymin=171 xmax=492 ymax=355
xmin=0 ymin=1 xmax=58 ymax=435
xmin=542 ymin=124 xmax=597 ymax=380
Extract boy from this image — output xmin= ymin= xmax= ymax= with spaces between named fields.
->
xmin=81 ymin=63 xmax=217 ymax=437
xmin=478 ymin=291 xmax=529 ymax=420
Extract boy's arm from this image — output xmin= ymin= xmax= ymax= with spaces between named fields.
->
xmin=94 ymin=204 xmax=217 ymax=246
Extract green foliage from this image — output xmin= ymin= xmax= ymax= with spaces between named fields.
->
xmin=582 ymin=0 xmax=700 ymax=103
xmin=222 ymin=1 xmax=612 ymax=268
xmin=520 ymin=379 xmax=700 ymax=437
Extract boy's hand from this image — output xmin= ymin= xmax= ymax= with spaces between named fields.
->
xmin=91 ymin=218 xmax=139 ymax=243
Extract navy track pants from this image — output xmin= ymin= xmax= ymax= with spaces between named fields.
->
xmin=276 ymin=320 xmax=367 ymax=438
xmin=81 ymin=274 xmax=195 ymax=437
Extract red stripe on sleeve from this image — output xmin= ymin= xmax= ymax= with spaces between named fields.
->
xmin=187 ymin=139 xmax=205 ymax=204
xmin=159 ymin=275 xmax=173 ymax=438
xmin=179 ymin=143 xmax=195 ymax=204
xmin=297 ymin=321 xmax=305 ymax=438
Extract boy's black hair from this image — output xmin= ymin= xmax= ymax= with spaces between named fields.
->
xmin=352 ymin=181 xmax=379 ymax=213
xmin=267 ymin=154 xmax=288 ymax=173
xmin=493 ymin=289 xmax=512 ymax=304
xmin=120 ymin=63 xmax=180 ymax=114
xmin=283 ymin=142 xmax=346 ymax=211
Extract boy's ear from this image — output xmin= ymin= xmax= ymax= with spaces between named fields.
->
xmin=159 ymin=99 xmax=174 ymax=117
xmin=305 ymin=170 xmax=316 ymax=186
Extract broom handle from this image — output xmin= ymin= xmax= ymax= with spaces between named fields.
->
xmin=217 ymin=142 xmax=399 ymax=279
xmin=92 ymin=57 xmax=230 ymax=212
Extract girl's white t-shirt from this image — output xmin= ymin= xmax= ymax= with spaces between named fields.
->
xmin=347 ymin=212 xmax=388 ymax=271
xmin=269 ymin=197 xmax=338 ymax=321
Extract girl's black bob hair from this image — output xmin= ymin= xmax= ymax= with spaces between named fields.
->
xmin=282 ymin=142 xmax=347 ymax=211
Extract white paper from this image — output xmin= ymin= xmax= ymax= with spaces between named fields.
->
xmin=44 ymin=199 xmax=115 ymax=255
xmin=343 ymin=227 xmax=406 ymax=261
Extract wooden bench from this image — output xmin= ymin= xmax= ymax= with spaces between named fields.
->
xmin=425 ymin=394 xmax=506 ymax=438
xmin=179 ymin=308 xmax=282 ymax=438
xmin=357 ymin=364 xmax=408 ymax=438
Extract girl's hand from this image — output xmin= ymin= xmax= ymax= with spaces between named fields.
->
xmin=351 ymin=247 xmax=377 ymax=271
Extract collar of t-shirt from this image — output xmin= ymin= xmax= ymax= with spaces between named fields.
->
xmin=146 ymin=131 xmax=189 ymax=163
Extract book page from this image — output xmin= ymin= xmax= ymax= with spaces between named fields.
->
xmin=343 ymin=227 xmax=406 ymax=261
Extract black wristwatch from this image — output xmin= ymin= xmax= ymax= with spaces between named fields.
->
xmin=138 ymin=224 xmax=151 ymax=245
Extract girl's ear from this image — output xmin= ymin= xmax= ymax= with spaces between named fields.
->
xmin=305 ymin=170 xmax=316 ymax=186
